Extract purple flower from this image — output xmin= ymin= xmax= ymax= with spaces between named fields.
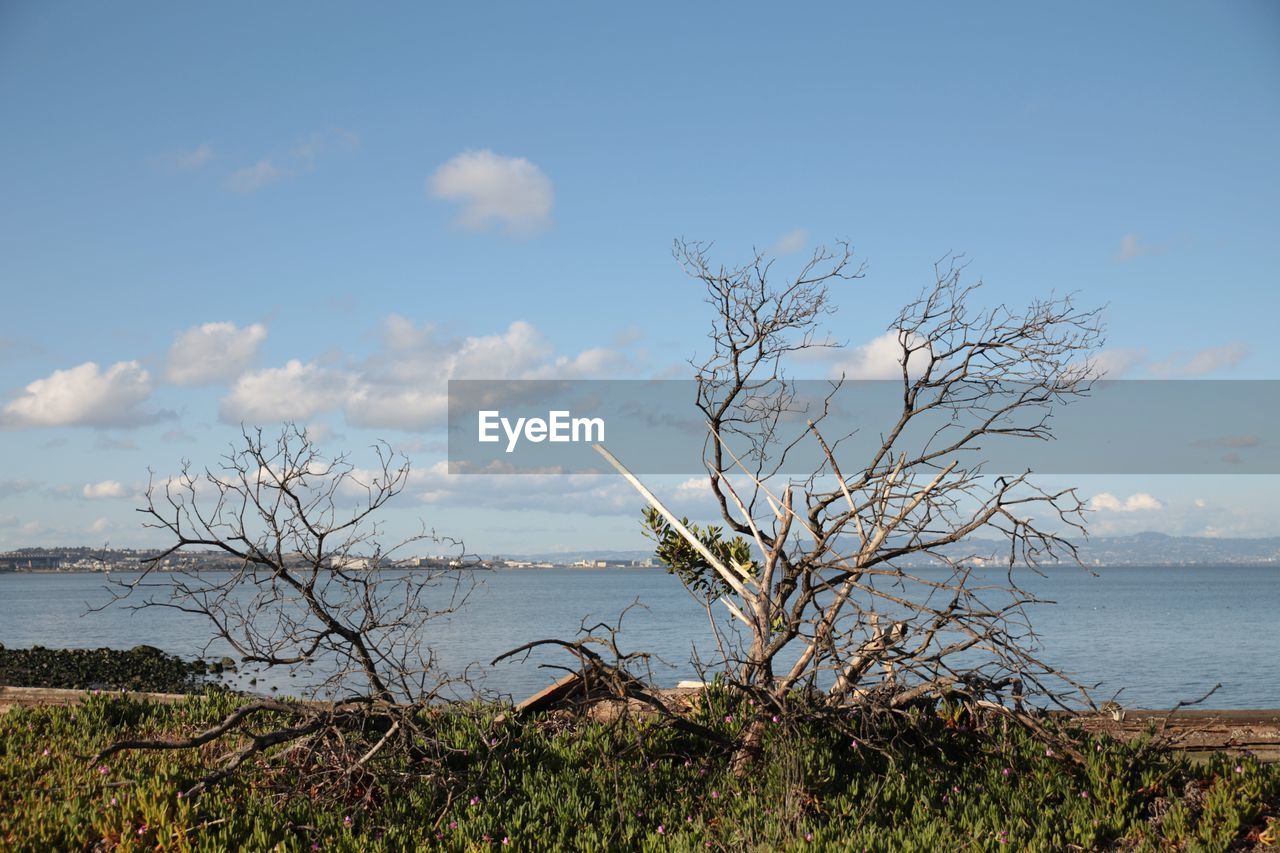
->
xmin=998 ymin=829 xmax=1009 ymax=844
xmin=710 ymin=790 xmax=720 ymax=799
xmin=98 ymin=765 xmax=110 ymax=775
xmin=724 ymin=715 xmax=734 ymax=723
xmin=1002 ymin=767 xmax=1011 ymax=777
xmin=449 ymin=821 xmax=457 ymax=830
xmin=343 ymin=816 xmax=352 ymax=827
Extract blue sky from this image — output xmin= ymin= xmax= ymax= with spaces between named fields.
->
xmin=1 ymin=2 xmax=1277 ymax=552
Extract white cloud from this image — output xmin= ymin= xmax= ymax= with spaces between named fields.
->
xmin=770 ymin=229 xmax=808 ymax=256
xmin=89 ymin=517 xmax=112 ymax=534
xmin=218 ymin=318 xmax=632 ymax=430
xmin=1148 ymin=342 xmax=1248 ymax=378
xmin=220 ymin=360 xmax=355 ymax=423
xmin=1090 ymin=492 xmax=1164 ymax=512
xmin=830 ymin=330 xmax=930 ymax=380
xmin=429 ymin=150 xmax=554 ymax=235
xmin=345 ymin=319 xmax=628 ymax=430
xmin=83 ymin=480 xmax=127 ymax=499
xmin=226 ymin=160 xmax=282 ymax=193
xmin=173 ymin=143 xmax=214 ymax=171
xmin=2 ymin=361 xmax=159 ymax=428
xmin=1115 ymin=233 xmax=1164 ymax=262
xmin=166 ymin=321 xmax=268 ymax=385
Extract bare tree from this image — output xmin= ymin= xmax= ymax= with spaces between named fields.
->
xmin=600 ymin=240 xmax=1104 ymax=765
xmin=93 ymin=425 xmax=477 ymax=798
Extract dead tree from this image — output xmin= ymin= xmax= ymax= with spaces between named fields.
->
xmin=93 ymin=425 xmax=476 ymax=798
xmin=601 ymin=240 xmax=1105 ymax=764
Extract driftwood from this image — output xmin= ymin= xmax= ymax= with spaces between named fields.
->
xmin=0 ymin=685 xmax=188 ymax=714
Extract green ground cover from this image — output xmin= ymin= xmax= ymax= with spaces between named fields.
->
xmin=1 ymin=690 xmax=1276 ymax=851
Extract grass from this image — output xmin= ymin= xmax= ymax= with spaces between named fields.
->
xmin=1 ymin=689 xmax=1277 ymax=851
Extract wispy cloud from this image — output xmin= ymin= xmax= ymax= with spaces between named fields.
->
xmin=1091 ymin=347 xmax=1148 ymax=378
xmin=226 ymin=159 xmax=283 ymax=193
xmin=171 ymin=143 xmax=214 ymax=171
xmin=770 ymin=229 xmax=809 ymax=256
xmin=1115 ymin=233 xmax=1164 ymax=262
xmin=1148 ymin=342 xmax=1249 ymax=377
xmin=429 ymin=150 xmax=554 ymax=236
xmin=226 ymin=128 xmax=359 ymax=194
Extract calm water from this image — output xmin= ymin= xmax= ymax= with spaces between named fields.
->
xmin=1 ymin=566 xmax=1276 ymax=709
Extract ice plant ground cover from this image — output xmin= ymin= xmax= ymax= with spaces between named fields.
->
xmin=1 ymin=689 xmax=1277 ymax=851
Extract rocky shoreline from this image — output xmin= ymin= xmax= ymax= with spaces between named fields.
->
xmin=0 ymin=644 xmax=229 ymax=694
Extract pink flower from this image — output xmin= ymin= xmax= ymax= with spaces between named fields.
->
xmin=502 ymin=838 xmax=510 ymax=846
xmin=110 ymin=797 xmax=117 ymax=807
xmin=771 ymin=715 xmax=780 ymax=724
xmin=470 ymin=796 xmax=481 ymax=806
xmin=1234 ymin=764 xmax=1244 ymax=774
xmin=41 ymin=748 xmax=49 ymax=756
xmin=710 ymin=790 xmax=720 ymax=799
xmin=98 ymin=765 xmax=109 ymax=775
xmin=1045 ymin=747 xmax=1054 ymax=757
xmin=657 ymin=825 xmax=666 ymax=835
xmin=805 ymin=832 xmax=813 ymax=842
xmin=343 ymin=816 xmax=352 ymax=827
xmin=448 ymin=821 xmax=457 ymax=830
xmin=850 ymin=739 xmax=859 ymax=749
xmin=724 ymin=715 xmax=733 ymax=723
xmin=1002 ymin=767 xmax=1011 ymax=777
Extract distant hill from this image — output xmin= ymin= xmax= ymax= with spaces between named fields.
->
xmin=498 ymin=534 xmax=1280 ymax=567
